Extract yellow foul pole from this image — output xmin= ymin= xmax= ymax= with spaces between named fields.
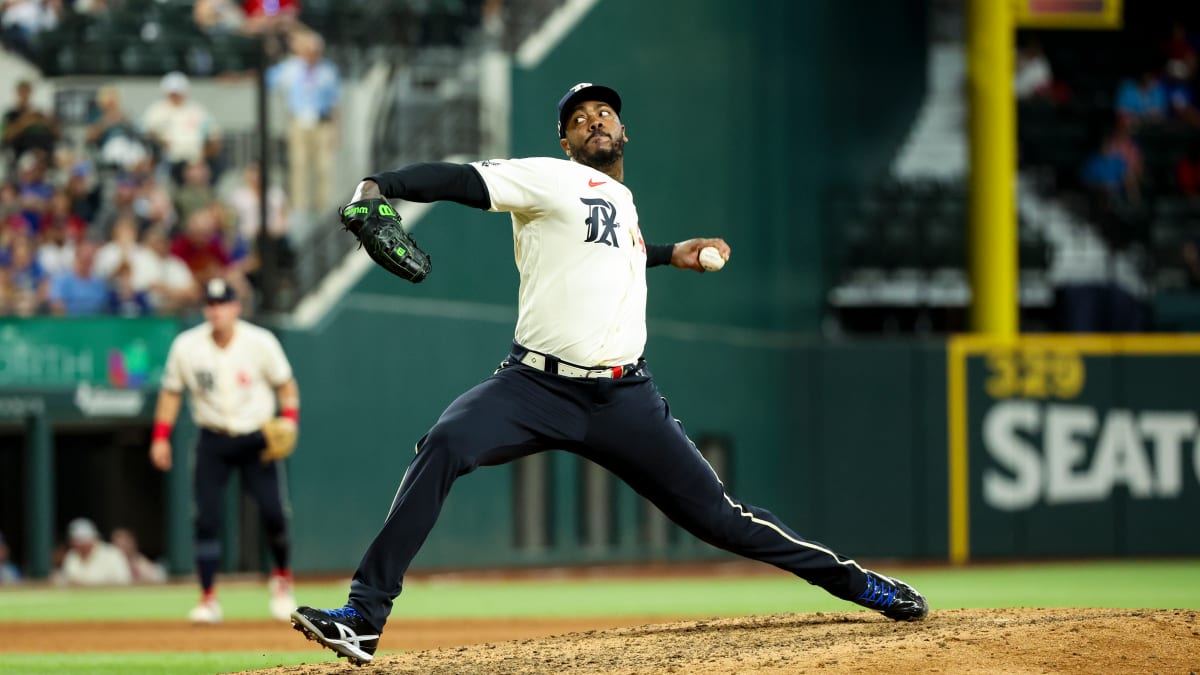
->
xmin=967 ymin=0 xmax=1017 ymax=337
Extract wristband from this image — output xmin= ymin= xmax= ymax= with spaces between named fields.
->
xmin=281 ymin=408 xmax=299 ymax=423
xmin=152 ymin=421 xmax=173 ymax=441
xmin=646 ymin=243 xmax=674 ymax=268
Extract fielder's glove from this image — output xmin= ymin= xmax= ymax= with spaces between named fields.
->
xmin=340 ymin=198 xmax=431 ymax=283
xmin=260 ymin=417 xmax=298 ymax=463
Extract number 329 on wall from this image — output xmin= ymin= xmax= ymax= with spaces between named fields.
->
xmin=984 ymin=349 xmax=1084 ymax=400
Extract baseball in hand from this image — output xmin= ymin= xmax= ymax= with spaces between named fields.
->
xmin=699 ymin=246 xmax=726 ymax=271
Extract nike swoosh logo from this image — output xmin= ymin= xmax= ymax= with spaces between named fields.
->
xmin=588 ymin=179 xmax=606 ymax=187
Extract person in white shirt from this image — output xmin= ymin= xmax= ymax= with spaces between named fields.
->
xmin=1015 ymin=39 xmax=1053 ymax=101
xmin=141 ymin=72 xmax=222 ymax=186
xmin=60 ymin=518 xmax=131 ymax=586
xmin=140 ymin=226 xmax=198 ymax=314
xmin=149 ymin=277 xmax=299 ymax=623
xmin=94 ymin=216 xmax=156 ymax=289
xmin=290 ymin=82 xmax=929 ymax=666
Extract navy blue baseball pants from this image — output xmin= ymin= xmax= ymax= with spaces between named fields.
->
xmin=348 ymin=345 xmax=873 ymax=632
xmin=194 ymin=428 xmax=291 ymax=590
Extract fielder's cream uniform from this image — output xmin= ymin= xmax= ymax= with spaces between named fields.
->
xmin=162 ymin=319 xmax=293 ymax=433
xmin=163 ymin=318 xmax=294 ymax=609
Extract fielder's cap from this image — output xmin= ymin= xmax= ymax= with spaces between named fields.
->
xmin=557 ymin=82 xmax=621 ymax=138
xmin=204 ymin=278 xmax=237 ymax=304
xmin=161 ymin=71 xmax=189 ymax=94
xmin=68 ymin=518 xmax=99 ymax=544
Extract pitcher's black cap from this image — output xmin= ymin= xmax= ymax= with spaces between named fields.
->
xmin=557 ymin=82 xmax=621 ymax=138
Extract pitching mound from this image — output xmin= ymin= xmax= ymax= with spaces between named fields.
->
xmin=250 ymin=608 xmax=1197 ymax=674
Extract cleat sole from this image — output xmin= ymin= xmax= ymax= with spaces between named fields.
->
xmin=291 ymin=612 xmax=374 ymax=666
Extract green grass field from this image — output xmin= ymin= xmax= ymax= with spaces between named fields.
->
xmin=1 ymin=559 xmax=1198 ymax=674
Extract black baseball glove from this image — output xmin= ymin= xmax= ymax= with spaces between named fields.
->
xmin=339 ymin=198 xmax=432 ymax=283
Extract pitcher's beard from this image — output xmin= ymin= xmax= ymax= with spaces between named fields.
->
xmin=573 ymin=136 xmax=625 ymax=172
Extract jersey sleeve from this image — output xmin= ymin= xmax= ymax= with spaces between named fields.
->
xmin=160 ymin=337 xmax=185 ymax=393
xmin=468 ymin=158 xmax=556 ymax=215
xmin=260 ymin=331 xmax=294 ymax=387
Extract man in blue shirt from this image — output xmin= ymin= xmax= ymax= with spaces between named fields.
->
xmin=267 ymin=30 xmax=340 ymax=215
xmin=48 ymin=242 xmax=109 ymax=316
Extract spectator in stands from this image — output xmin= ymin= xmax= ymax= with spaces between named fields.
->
xmin=174 ymin=159 xmax=216 ymax=226
xmin=1163 ymin=58 xmax=1200 ymax=128
xmin=86 ymin=86 xmax=149 ymax=173
xmin=1162 ymin=20 xmax=1198 ymax=68
xmin=40 ymin=189 xmax=85 ymax=241
xmin=242 ymin=0 xmax=299 ymax=29
xmin=130 ymin=156 xmax=177 ymax=234
xmin=1115 ymin=70 xmax=1167 ymax=128
xmin=1081 ymin=133 xmax=1138 ymax=204
xmin=1015 ymin=39 xmax=1054 ymax=102
xmin=36 ymin=209 xmax=79 ymax=276
xmin=268 ymin=30 xmax=339 ymax=216
xmin=227 ymin=161 xmax=292 ymax=298
xmin=241 ymin=0 xmax=300 ymax=61
xmin=64 ymin=159 xmax=100 ymax=223
xmin=1 ymin=80 xmax=58 ymax=168
xmin=4 ymin=231 xmax=47 ymax=315
xmin=141 ymin=225 xmax=198 ymax=313
xmin=171 ymin=206 xmax=232 ymax=288
xmin=110 ymin=527 xmax=166 ymax=583
xmin=60 ymin=517 xmax=132 ymax=586
xmin=13 ymin=151 xmax=52 ymax=232
xmin=0 ymin=180 xmax=19 ymax=228
xmin=94 ymin=214 xmax=149 ymax=282
xmin=227 ymin=161 xmax=288 ymax=244
xmin=193 ymin=0 xmax=245 ymax=36
xmin=0 ymin=0 xmax=60 ymax=63
xmin=93 ymin=173 xmax=148 ymax=240
xmin=107 ymin=260 xmax=153 ymax=316
xmin=141 ymin=72 xmax=223 ymax=187
xmin=0 ymin=530 xmax=19 ymax=584
xmin=1176 ymin=143 xmax=1200 ymax=198
xmin=47 ymin=240 xmax=107 ymax=315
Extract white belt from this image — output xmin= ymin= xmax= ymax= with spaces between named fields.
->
xmin=518 ymin=352 xmax=632 ymax=379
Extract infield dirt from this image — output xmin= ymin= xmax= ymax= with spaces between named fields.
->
xmin=6 ymin=607 xmax=1197 ymax=674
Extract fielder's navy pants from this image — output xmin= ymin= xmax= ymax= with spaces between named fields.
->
xmin=194 ymin=428 xmax=291 ymax=590
xmin=349 ymin=347 xmax=873 ymax=631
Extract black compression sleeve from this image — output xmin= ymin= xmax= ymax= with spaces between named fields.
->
xmin=366 ymin=162 xmax=491 ymax=210
xmin=646 ymin=243 xmax=674 ymax=268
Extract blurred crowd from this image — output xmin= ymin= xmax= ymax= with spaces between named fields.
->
xmin=0 ymin=74 xmax=279 ymax=318
xmin=0 ymin=13 xmax=342 ymax=317
xmin=1017 ymin=21 xmax=1200 ymax=206
xmin=1015 ymin=17 xmax=1200 ymax=331
xmin=0 ymin=518 xmax=166 ymax=586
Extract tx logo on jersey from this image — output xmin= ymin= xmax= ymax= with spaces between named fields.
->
xmin=581 ymin=197 xmax=620 ymax=247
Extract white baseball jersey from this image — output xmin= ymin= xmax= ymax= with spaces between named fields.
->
xmin=470 ymin=157 xmax=647 ymax=366
xmin=161 ymin=319 xmax=293 ymax=434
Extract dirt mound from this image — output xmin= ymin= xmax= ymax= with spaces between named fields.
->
xmin=7 ymin=608 xmax=1196 ymax=673
xmin=252 ymin=608 xmax=1198 ymax=674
